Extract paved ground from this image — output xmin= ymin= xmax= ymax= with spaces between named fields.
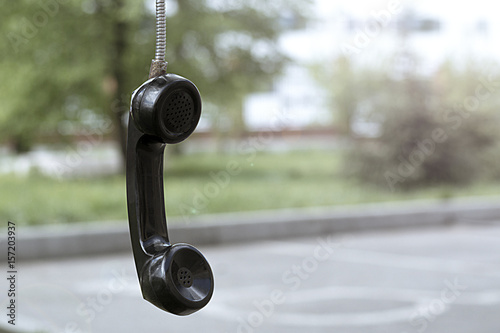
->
xmin=2 ymin=222 xmax=500 ymax=333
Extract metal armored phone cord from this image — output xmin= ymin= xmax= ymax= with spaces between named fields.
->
xmin=150 ymin=0 xmax=168 ymax=78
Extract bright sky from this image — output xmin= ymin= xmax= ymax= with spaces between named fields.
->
xmin=315 ymin=0 xmax=497 ymax=23
xmin=278 ymin=0 xmax=500 ymax=64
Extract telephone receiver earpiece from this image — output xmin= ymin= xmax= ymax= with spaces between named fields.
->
xmin=126 ymin=74 xmax=214 ymax=316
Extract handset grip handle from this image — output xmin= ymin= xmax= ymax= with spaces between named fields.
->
xmin=126 ymin=75 xmax=213 ymax=316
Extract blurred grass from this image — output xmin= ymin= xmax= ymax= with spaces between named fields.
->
xmin=2 ymin=150 xmax=500 ymax=226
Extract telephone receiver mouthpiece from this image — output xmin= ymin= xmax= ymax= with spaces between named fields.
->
xmin=126 ymin=74 xmax=214 ymax=315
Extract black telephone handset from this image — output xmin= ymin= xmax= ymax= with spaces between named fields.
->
xmin=126 ymin=74 xmax=214 ymax=315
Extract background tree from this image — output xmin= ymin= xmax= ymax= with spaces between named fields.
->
xmin=330 ymin=55 xmax=500 ymax=190
xmin=312 ymin=55 xmax=383 ymax=136
xmin=1 ymin=0 xmax=152 ymax=160
xmin=1 ymin=0 xmax=311 ymax=165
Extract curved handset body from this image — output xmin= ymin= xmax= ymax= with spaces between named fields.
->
xmin=126 ymin=74 xmax=214 ymax=315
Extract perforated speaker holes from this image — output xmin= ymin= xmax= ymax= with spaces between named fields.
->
xmin=177 ymin=267 xmax=193 ymax=288
xmin=163 ymin=91 xmax=195 ymax=134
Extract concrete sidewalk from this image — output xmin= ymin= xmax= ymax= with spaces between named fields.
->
xmin=14 ymin=196 xmax=500 ymax=261
xmin=6 ymin=223 xmax=500 ymax=333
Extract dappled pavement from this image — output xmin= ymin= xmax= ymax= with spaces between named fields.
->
xmin=3 ymin=222 xmax=500 ymax=333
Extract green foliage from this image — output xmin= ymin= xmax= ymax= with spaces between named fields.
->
xmin=1 ymin=0 xmax=152 ymax=151
xmin=338 ymin=57 xmax=500 ymax=190
xmin=1 ymin=0 xmax=311 ymax=152
xmin=166 ymin=0 xmax=311 ymax=133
